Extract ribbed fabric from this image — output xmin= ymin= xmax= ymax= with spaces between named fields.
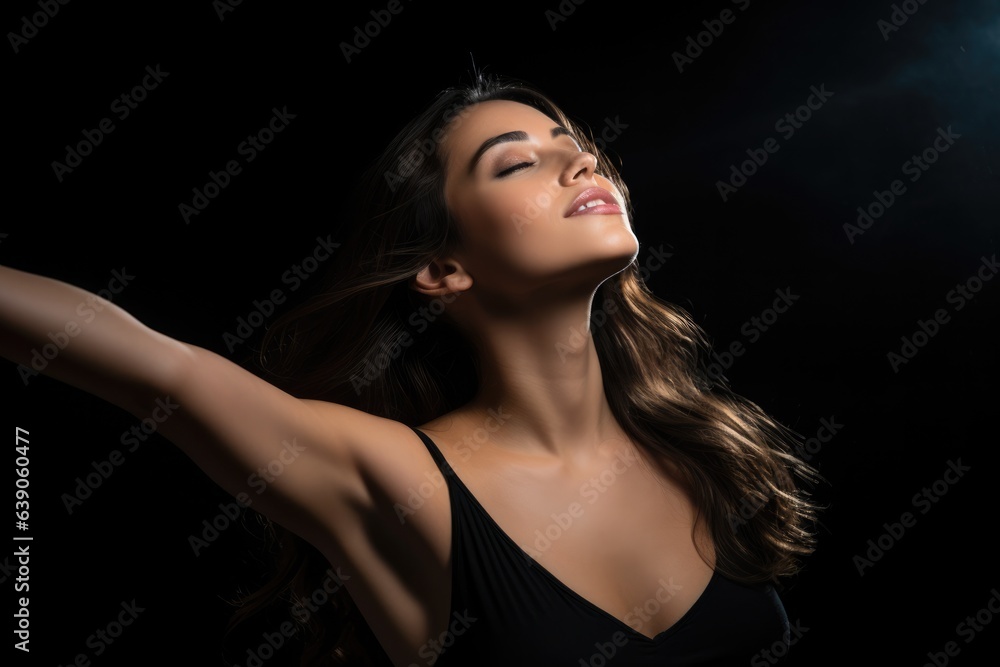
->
xmin=408 ymin=426 xmax=790 ymax=666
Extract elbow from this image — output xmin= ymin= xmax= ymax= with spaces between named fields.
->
xmin=118 ymin=335 xmax=197 ymax=418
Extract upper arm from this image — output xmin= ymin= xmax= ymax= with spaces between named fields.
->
xmin=139 ymin=342 xmax=390 ymax=554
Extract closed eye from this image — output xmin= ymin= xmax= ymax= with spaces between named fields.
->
xmin=496 ymin=162 xmax=535 ymax=177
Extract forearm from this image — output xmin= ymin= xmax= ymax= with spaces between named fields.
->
xmin=0 ymin=264 xmax=188 ymax=413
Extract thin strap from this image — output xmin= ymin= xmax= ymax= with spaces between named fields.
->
xmin=408 ymin=425 xmax=455 ymax=475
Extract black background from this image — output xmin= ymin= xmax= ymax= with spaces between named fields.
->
xmin=4 ymin=0 xmax=999 ymax=665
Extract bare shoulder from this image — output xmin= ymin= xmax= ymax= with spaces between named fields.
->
xmin=295 ymin=399 xmax=436 ymax=481
xmin=294 ymin=399 xmax=454 ymax=561
xmin=292 ymin=401 xmax=460 ymax=663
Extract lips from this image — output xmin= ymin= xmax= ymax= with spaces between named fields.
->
xmin=565 ymin=186 xmax=623 ymax=217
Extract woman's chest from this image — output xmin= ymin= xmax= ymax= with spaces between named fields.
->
xmin=447 ymin=440 xmax=716 ymax=638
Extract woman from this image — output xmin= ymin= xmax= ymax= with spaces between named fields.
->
xmin=0 ymin=73 xmax=820 ymax=666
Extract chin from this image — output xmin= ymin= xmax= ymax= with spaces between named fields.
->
xmin=599 ymin=226 xmax=641 ymax=263
xmin=581 ymin=237 xmax=641 ymax=285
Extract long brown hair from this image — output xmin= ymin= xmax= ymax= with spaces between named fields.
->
xmin=222 ymin=72 xmax=822 ymax=666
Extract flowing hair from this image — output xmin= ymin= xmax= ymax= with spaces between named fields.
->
xmin=220 ymin=72 xmax=822 ymax=666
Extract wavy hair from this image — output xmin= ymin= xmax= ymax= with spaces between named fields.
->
xmin=221 ymin=72 xmax=822 ymax=666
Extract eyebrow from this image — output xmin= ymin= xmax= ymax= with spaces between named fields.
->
xmin=467 ymin=126 xmax=578 ymax=174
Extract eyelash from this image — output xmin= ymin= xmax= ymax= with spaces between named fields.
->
xmin=496 ymin=162 xmax=535 ymax=177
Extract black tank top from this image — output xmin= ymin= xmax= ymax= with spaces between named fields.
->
xmin=408 ymin=426 xmax=791 ymax=666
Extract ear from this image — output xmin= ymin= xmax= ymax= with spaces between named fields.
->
xmin=410 ymin=255 xmax=473 ymax=298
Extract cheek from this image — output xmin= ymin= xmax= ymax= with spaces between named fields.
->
xmin=477 ymin=189 xmax=526 ymax=234
xmin=486 ymin=187 xmax=556 ymax=240
xmin=454 ymin=189 xmax=565 ymax=278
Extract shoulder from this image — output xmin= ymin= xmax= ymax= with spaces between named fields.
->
xmin=295 ymin=400 xmax=454 ymax=540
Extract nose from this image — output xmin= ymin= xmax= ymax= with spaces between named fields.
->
xmin=559 ymin=149 xmax=598 ymax=187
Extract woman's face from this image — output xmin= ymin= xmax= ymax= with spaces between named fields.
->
xmin=439 ymin=100 xmax=639 ymax=302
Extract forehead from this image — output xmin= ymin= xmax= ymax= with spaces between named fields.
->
xmin=441 ymin=100 xmax=558 ymax=170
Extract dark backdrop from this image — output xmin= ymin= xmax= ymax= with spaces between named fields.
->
xmin=5 ymin=0 xmax=999 ymax=665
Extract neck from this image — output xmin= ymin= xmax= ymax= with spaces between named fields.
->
xmin=459 ymin=292 xmax=627 ymax=462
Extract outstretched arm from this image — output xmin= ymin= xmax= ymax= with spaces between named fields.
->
xmin=0 ymin=263 xmax=379 ymax=555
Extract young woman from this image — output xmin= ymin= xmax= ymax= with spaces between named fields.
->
xmin=0 ymin=74 xmax=819 ymax=666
